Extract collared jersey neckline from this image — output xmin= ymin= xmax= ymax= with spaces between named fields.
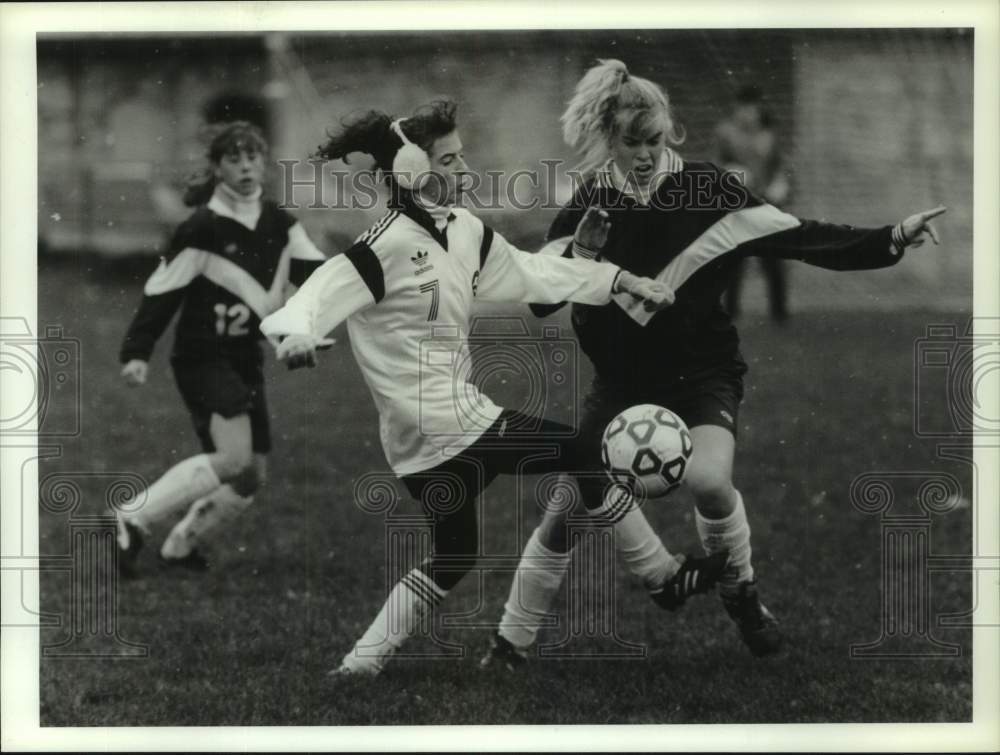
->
xmin=208 ymin=183 xmax=263 ymax=230
xmin=392 ymin=191 xmax=457 ymax=249
xmin=595 ymin=148 xmax=685 ymax=205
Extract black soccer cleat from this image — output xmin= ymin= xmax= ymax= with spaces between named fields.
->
xmin=116 ymin=519 xmax=145 ymax=579
xmin=479 ymin=632 xmax=527 ymax=672
xmin=649 ymin=551 xmax=730 ymax=611
xmin=722 ymin=578 xmax=783 ymax=657
xmin=158 ymin=549 xmax=210 ymax=572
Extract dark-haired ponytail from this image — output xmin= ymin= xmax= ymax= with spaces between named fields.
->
xmin=182 ymin=168 xmax=217 ymax=207
xmin=314 ymin=110 xmax=401 ymax=174
xmin=313 ymin=100 xmax=459 ymax=183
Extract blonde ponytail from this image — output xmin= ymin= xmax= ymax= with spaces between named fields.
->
xmin=561 ymin=59 xmax=683 ymax=176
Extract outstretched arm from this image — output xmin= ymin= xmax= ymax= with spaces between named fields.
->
xmin=261 ymin=241 xmax=381 ymax=368
xmin=745 ymin=206 xmax=947 ymax=271
xmin=476 ymin=225 xmax=672 ymax=311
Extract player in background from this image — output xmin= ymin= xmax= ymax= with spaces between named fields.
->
xmin=716 ymin=84 xmax=792 ymax=322
xmin=483 ymin=59 xmax=946 ymax=667
xmin=259 ymin=100 xmax=692 ymax=677
xmin=116 ymin=121 xmax=326 ymax=576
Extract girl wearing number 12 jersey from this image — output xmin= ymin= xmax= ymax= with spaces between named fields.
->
xmin=116 ymin=122 xmax=325 ymax=575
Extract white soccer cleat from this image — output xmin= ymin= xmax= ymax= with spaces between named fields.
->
xmin=328 ymin=654 xmax=383 ymax=678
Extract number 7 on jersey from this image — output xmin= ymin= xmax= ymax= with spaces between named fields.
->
xmin=419 ymin=279 xmax=440 ymax=321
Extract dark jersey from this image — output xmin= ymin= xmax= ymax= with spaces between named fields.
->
xmin=120 ymin=199 xmax=324 ymax=363
xmin=533 ymin=155 xmax=904 ymax=388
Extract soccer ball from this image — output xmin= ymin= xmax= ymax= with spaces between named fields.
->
xmin=601 ymin=404 xmax=693 ymax=499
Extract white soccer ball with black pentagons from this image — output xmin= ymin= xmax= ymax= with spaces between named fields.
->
xmin=601 ymin=404 xmax=693 ymax=499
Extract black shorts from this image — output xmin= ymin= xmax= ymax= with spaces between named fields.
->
xmin=400 ymin=409 xmax=575 ymax=507
xmin=574 ymin=367 xmax=745 ymax=469
xmin=171 ymin=349 xmax=271 ymax=454
xmin=586 ymin=366 xmax=744 ymax=438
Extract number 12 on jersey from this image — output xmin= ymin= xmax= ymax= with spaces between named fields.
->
xmin=214 ymin=303 xmax=251 ymax=336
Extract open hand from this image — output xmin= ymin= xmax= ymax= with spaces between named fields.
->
xmin=121 ymin=359 xmax=148 ymax=387
xmin=574 ymin=207 xmax=612 ymax=252
xmin=898 ymin=206 xmax=947 ymax=249
xmin=276 ymin=334 xmax=336 ymax=370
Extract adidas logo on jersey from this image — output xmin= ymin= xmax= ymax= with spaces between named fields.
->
xmin=411 ymin=249 xmax=433 ymax=275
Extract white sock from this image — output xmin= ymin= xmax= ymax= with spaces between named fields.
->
xmin=696 ymin=489 xmax=753 ymax=595
xmin=160 ymin=485 xmax=253 ymax=559
xmin=591 ymin=484 xmax=680 ymax=590
xmin=342 ymin=568 xmax=447 ymax=674
xmin=122 ymin=454 xmax=221 ymax=532
xmin=498 ymin=528 xmax=573 ymax=651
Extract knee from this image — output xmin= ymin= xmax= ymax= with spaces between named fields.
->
xmin=231 ymin=465 xmax=261 ymax=497
xmin=229 ymin=457 xmax=267 ymax=497
xmin=213 ymin=447 xmax=255 ymax=487
xmin=685 ymin=467 xmax=736 ymax=516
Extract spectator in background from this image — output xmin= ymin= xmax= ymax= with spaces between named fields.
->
xmin=716 ymin=85 xmax=791 ymax=322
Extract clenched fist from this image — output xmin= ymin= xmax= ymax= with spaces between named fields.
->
xmin=275 ymin=334 xmax=336 ymax=370
xmin=121 ymin=359 xmax=148 ymax=387
xmin=614 ymin=271 xmax=676 ymax=312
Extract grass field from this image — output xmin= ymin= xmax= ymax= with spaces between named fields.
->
xmin=36 ymin=258 xmax=973 ymax=725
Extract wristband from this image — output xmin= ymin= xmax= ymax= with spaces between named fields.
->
xmin=611 ymin=269 xmax=624 ymax=295
xmin=890 ymin=224 xmax=907 ymax=256
xmin=572 ymin=239 xmax=600 ymax=260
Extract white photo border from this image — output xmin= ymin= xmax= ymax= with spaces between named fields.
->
xmin=2 ymin=0 xmax=998 ymax=751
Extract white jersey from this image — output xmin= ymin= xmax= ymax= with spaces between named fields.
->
xmin=261 ymin=199 xmax=620 ymax=476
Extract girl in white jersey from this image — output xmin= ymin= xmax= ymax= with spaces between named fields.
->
xmin=260 ymin=100 xmax=685 ymax=676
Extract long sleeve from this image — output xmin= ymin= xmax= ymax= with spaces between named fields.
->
xmin=260 ymin=241 xmax=381 ymax=342
xmin=119 ymin=248 xmax=206 ymax=362
xmin=744 ymin=218 xmax=901 ymax=271
xmin=119 ymin=290 xmax=185 ymax=363
xmin=285 ymin=222 xmax=327 ymax=286
xmin=476 ymin=226 xmax=619 ymax=305
xmin=529 ymin=203 xmax=589 ymax=318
